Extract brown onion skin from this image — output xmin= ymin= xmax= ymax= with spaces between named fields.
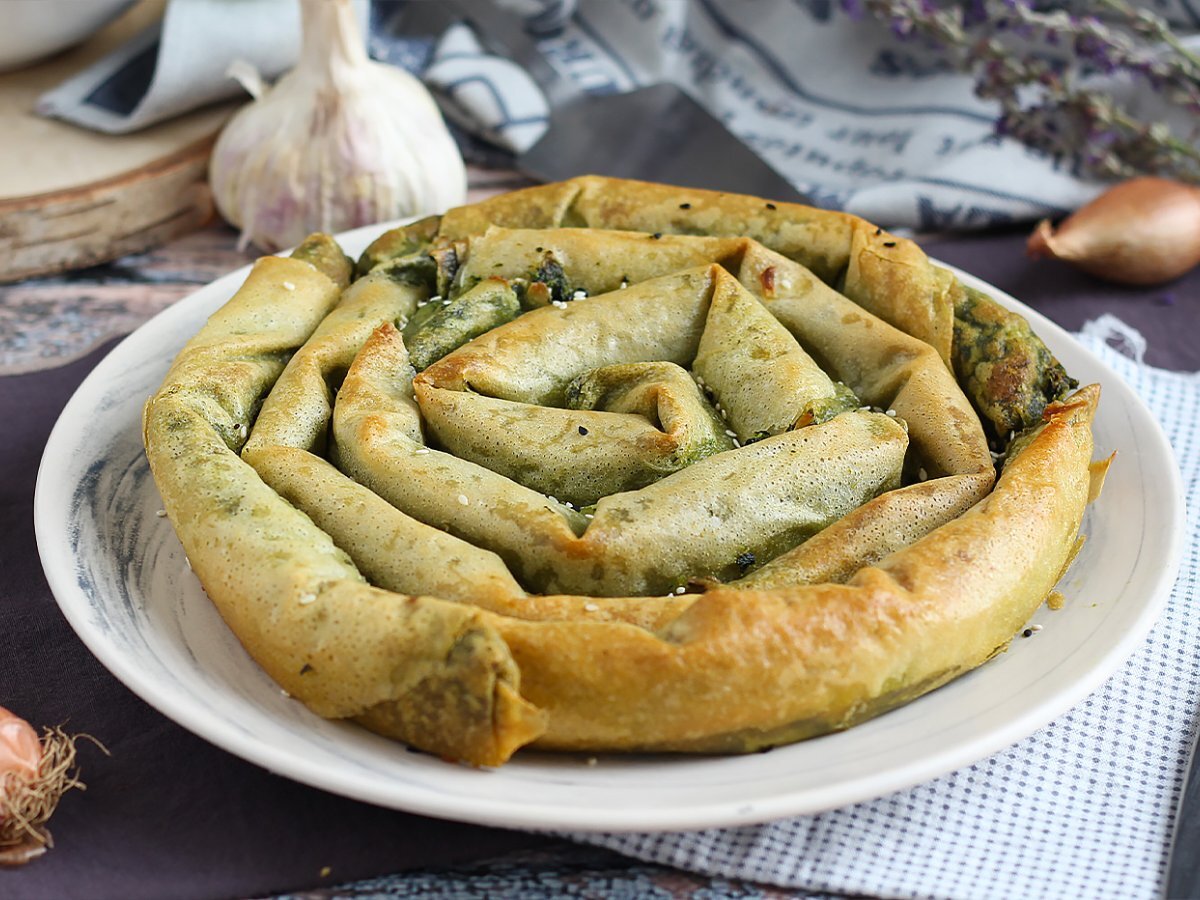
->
xmin=1027 ymin=177 xmax=1200 ymax=286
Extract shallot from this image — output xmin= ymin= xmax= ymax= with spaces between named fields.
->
xmin=0 ymin=705 xmax=93 ymax=866
xmin=1027 ymin=177 xmax=1200 ymax=285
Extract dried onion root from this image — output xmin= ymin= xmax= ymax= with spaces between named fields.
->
xmin=0 ymin=706 xmax=102 ymax=867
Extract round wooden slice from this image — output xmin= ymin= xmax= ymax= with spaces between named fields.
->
xmin=0 ymin=0 xmax=236 ymax=283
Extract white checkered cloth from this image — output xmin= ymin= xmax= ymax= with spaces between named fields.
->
xmin=570 ymin=318 xmax=1197 ymax=900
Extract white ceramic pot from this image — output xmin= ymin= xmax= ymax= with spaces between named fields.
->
xmin=0 ymin=0 xmax=135 ymax=73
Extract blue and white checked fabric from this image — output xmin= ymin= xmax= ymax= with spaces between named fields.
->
xmin=568 ymin=320 xmax=1199 ymax=900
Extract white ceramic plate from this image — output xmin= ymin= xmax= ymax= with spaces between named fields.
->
xmin=35 ymin=224 xmax=1184 ymax=832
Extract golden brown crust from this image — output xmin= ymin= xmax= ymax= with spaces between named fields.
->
xmin=416 ymin=176 xmax=1074 ymax=435
xmin=143 ymin=178 xmax=1102 ymax=766
xmin=435 ymin=177 xmax=948 ymax=362
xmin=488 ymin=386 xmax=1096 ymax=751
xmin=144 ymin=252 xmax=546 ymax=767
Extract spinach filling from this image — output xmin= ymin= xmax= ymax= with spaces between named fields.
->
xmin=952 ymin=287 xmax=1077 ymax=445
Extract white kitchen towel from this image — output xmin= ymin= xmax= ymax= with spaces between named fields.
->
xmin=568 ymin=320 xmax=1196 ymax=900
xmin=37 ymin=0 xmax=1200 ymax=229
xmin=424 ymin=22 xmax=551 ymax=156
xmin=35 ymin=0 xmax=306 ymax=133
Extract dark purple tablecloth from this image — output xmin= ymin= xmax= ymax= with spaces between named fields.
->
xmin=3 ymin=229 xmax=1196 ymax=900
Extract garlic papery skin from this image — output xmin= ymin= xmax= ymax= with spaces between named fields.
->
xmin=1027 ymin=177 xmax=1200 ymax=286
xmin=210 ymin=0 xmax=466 ymax=252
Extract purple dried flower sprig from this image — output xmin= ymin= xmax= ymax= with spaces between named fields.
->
xmin=847 ymin=0 xmax=1200 ymax=183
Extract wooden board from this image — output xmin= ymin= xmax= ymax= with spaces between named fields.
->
xmin=0 ymin=0 xmax=237 ymax=283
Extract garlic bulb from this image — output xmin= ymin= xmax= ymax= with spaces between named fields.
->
xmin=210 ymin=0 xmax=466 ymax=252
xmin=1027 ymin=177 xmax=1200 ymax=286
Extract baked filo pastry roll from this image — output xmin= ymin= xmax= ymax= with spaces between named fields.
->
xmin=364 ymin=176 xmax=1076 ymax=440
xmin=144 ymin=179 xmax=1104 ymax=767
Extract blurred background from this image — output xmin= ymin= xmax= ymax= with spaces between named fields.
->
xmin=4 ymin=0 xmax=1200 ymax=371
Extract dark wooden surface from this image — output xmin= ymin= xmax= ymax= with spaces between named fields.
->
xmin=0 ymin=168 xmax=537 ymax=377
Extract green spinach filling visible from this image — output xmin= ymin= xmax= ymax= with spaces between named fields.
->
xmin=952 ymin=287 xmax=1077 ymax=444
xmin=403 ymin=279 xmax=521 ymax=371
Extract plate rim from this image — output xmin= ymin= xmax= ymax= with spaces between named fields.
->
xmin=33 ymin=228 xmax=1186 ymax=832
